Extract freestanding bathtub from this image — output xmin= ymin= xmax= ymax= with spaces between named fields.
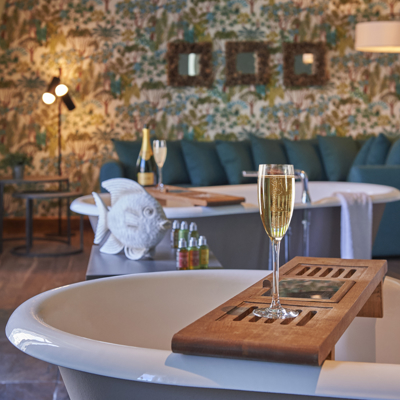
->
xmin=71 ymin=182 xmax=400 ymax=269
xmin=6 ymin=269 xmax=400 ymax=400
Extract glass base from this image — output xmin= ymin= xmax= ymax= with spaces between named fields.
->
xmin=253 ymin=306 xmax=299 ymax=319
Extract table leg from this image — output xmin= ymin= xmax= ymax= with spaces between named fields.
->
xmin=0 ymin=183 xmax=3 ymax=254
xmin=58 ymin=189 xmax=62 ymax=236
xmin=80 ymin=215 xmax=84 ymax=250
xmin=26 ymin=198 xmax=33 ymax=253
xmin=67 ymin=198 xmax=71 ymax=245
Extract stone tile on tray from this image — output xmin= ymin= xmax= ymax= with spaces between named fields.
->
xmin=0 ymin=382 xmax=56 ymax=400
xmin=0 ymin=340 xmax=58 ymax=383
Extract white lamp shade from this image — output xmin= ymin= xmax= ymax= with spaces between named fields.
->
xmin=55 ymin=84 xmax=68 ymax=97
xmin=355 ymin=21 xmax=400 ymax=53
xmin=42 ymin=92 xmax=56 ymax=105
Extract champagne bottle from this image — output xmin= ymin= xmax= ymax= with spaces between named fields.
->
xmin=136 ymin=125 xmax=157 ymax=186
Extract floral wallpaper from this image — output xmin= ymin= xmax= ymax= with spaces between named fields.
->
xmin=0 ymin=0 xmax=399 ymax=216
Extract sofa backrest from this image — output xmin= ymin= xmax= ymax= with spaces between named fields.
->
xmin=111 ymin=134 xmax=399 ymax=187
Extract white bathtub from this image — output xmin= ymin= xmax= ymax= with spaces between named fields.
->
xmin=71 ymin=181 xmax=400 ymax=219
xmin=6 ymin=270 xmax=400 ymax=400
xmin=71 ymin=182 xmax=400 ymax=269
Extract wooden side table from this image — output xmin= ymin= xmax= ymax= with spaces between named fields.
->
xmin=11 ymin=191 xmax=83 ymax=257
xmin=0 ymin=175 xmax=69 ymax=253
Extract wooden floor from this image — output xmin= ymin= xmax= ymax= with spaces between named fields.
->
xmin=0 ymin=227 xmax=94 ymax=400
xmin=1 ymin=225 xmax=400 ymax=400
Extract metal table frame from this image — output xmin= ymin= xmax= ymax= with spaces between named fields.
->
xmin=10 ymin=191 xmax=83 ymax=257
xmin=0 ymin=176 xmax=69 ymax=253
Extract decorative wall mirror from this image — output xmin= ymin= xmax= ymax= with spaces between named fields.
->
xmin=167 ymin=42 xmax=213 ymax=87
xmin=225 ymin=42 xmax=269 ymax=86
xmin=283 ymin=42 xmax=328 ymax=87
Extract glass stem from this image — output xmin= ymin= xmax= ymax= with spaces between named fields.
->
xmin=158 ymin=166 xmax=163 ymax=187
xmin=270 ymin=239 xmax=281 ymax=310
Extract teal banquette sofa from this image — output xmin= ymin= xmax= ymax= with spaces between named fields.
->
xmin=100 ymin=134 xmax=400 ymax=257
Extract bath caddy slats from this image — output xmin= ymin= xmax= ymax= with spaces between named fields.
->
xmin=172 ymin=257 xmax=387 ymax=366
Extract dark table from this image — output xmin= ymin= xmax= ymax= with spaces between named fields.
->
xmin=12 ymin=190 xmax=83 ymax=257
xmin=0 ymin=175 xmax=69 ymax=253
xmin=86 ymin=234 xmax=223 ymax=280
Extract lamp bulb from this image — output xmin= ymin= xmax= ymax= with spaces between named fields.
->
xmin=42 ymin=92 xmax=56 ymax=105
xmin=55 ymin=84 xmax=68 ymax=97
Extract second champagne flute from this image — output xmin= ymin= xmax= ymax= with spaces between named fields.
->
xmin=153 ymin=140 xmax=167 ymax=191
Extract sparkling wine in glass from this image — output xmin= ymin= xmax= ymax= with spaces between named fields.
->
xmin=253 ymin=164 xmax=299 ymax=319
xmin=153 ymin=140 xmax=167 ymax=191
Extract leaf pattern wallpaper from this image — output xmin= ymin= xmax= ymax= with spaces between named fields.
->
xmin=0 ymin=0 xmax=399 ymax=216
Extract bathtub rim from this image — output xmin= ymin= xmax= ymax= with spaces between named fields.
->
xmin=6 ymin=270 xmax=400 ymax=400
xmin=70 ymin=182 xmax=400 ymax=219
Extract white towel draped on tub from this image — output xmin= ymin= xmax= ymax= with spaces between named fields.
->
xmin=334 ymin=192 xmax=373 ymax=259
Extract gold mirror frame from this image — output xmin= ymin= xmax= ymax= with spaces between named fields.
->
xmin=225 ymin=41 xmax=270 ymax=86
xmin=167 ymin=42 xmax=213 ymax=87
xmin=283 ymin=42 xmax=328 ymax=87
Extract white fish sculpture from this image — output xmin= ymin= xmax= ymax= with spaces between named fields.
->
xmin=92 ymin=178 xmax=171 ymax=260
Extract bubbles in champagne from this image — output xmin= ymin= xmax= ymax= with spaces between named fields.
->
xmin=258 ymin=175 xmax=295 ymax=240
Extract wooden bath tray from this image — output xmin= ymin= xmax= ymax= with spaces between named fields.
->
xmin=172 ymin=257 xmax=387 ymax=366
xmin=146 ymin=185 xmax=245 ymax=207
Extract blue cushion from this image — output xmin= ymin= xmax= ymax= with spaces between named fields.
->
xmin=352 ymin=137 xmax=375 ymax=167
xmin=366 ymin=133 xmax=391 ymax=165
xmin=249 ymin=135 xmax=288 ymax=167
xmin=181 ymin=140 xmax=228 ymax=186
xmin=386 ymin=139 xmax=400 ymax=165
xmin=318 ymin=136 xmax=358 ymax=181
xmin=216 ymin=140 xmax=256 ymax=184
xmin=100 ymin=160 xmax=124 ymax=192
xmin=162 ymin=141 xmax=191 ymax=185
xmin=283 ymin=139 xmax=326 ymax=181
xmin=112 ymin=139 xmax=141 ymax=180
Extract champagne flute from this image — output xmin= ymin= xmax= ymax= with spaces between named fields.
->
xmin=153 ymin=140 xmax=167 ymax=191
xmin=253 ymin=164 xmax=299 ymax=319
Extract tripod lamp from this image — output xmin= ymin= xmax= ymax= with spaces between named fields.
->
xmin=42 ymin=77 xmax=76 ymax=176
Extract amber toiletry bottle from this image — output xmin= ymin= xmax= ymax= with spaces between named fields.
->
xmin=189 ymin=222 xmax=199 ymax=239
xmin=136 ymin=125 xmax=157 ymax=186
xmin=177 ymin=238 xmax=189 ymax=270
xmin=199 ymin=235 xmax=209 ymax=269
xmin=188 ymin=237 xmax=199 ymax=269
xmin=171 ymin=220 xmax=180 ymax=248
xmin=179 ymin=221 xmax=189 ymax=242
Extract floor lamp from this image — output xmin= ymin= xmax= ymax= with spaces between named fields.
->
xmin=42 ymin=76 xmax=75 ymax=235
xmin=42 ymin=76 xmax=76 ymax=176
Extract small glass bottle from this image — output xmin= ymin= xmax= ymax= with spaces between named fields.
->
xmin=171 ymin=220 xmax=180 ymax=248
xmin=179 ymin=221 xmax=189 ymax=242
xmin=188 ymin=237 xmax=199 ymax=269
xmin=177 ymin=238 xmax=189 ymax=270
xmin=199 ymin=236 xmax=209 ymax=269
xmin=189 ymin=222 xmax=199 ymax=239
